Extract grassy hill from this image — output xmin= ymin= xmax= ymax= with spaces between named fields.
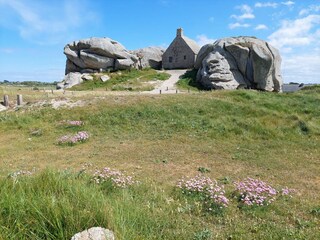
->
xmin=0 ymin=87 xmax=319 ymax=239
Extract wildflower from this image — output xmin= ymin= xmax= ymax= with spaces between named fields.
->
xmin=58 ymin=131 xmax=90 ymax=145
xmin=234 ymin=177 xmax=277 ymax=206
xmin=177 ymin=175 xmax=229 ymax=208
xmin=92 ymin=167 xmax=137 ymax=188
xmin=59 ymin=120 xmax=84 ymax=126
xmin=281 ymin=187 xmax=295 ymax=197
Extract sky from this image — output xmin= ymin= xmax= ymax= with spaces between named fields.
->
xmin=0 ymin=0 xmax=319 ymax=84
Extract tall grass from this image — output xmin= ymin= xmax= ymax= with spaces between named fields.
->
xmin=0 ymin=171 xmax=202 ymax=239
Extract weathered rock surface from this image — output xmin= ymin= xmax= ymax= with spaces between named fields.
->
xmin=57 ymin=72 xmax=99 ymax=89
xmin=100 ymin=75 xmax=110 ymax=82
xmin=71 ymin=227 xmax=115 ymax=240
xmin=115 ymin=58 xmax=136 ymax=70
xmin=57 ymin=72 xmax=83 ymax=89
xmin=195 ymin=37 xmax=283 ymax=92
xmin=59 ymin=37 xmax=166 ymax=89
xmin=132 ymin=47 xmax=164 ymax=69
xmin=64 ymin=37 xmax=138 ymax=74
xmin=82 ymin=74 xmax=93 ymax=81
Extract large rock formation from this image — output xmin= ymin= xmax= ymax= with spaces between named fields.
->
xmin=132 ymin=46 xmax=164 ymax=70
xmin=195 ymin=37 xmax=283 ymax=92
xmin=59 ymin=37 xmax=165 ymax=89
xmin=64 ymin=37 xmax=138 ymax=74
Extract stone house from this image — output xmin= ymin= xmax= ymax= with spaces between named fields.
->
xmin=162 ymin=28 xmax=200 ymax=69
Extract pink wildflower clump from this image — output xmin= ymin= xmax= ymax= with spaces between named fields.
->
xmin=234 ymin=177 xmax=277 ymax=206
xmin=92 ymin=167 xmax=137 ymax=188
xmin=60 ymin=120 xmax=84 ymax=126
xmin=58 ymin=131 xmax=89 ymax=145
xmin=281 ymin=187 xmax=295 ymax=197
xmin=177 ymin=175 xmax=229 ymax=208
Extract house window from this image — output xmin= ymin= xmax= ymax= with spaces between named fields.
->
xmin=169 ymin=57 xmax=173 ymax=63
xmin=184 ymin=55 xmax=187 ymax=60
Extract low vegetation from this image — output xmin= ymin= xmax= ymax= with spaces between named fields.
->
xmin=176 ymin=69 xmax=204 ymax=91
xmin=70 ymin=68 xmax=170 ymax=91
xmin=0 ymin=88 xmax=319 ymax=239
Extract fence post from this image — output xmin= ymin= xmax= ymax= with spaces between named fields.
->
xmin=3 ymin=95 xmax=9 ymax=107
xmin=160 ymin=90 xmax=162 ymax=94
xmin=17 ymin=94 xmax=23 ymax=106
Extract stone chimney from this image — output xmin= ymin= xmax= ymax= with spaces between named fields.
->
xmin=176 ymin=28 xmax=183 ymax=37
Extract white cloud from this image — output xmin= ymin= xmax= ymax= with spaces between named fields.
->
xmin=282 ymin=53 xmax=320 ymax=84
xmin=268 ymin=14 xmax=320 ymax=50
xmin=255 ymin=2 xmax=278 ymax=8
xmin=281 ymin=1 xmax=295 ymax=7
xmin=231 ymin=4 xmax=255 ymax=21
xmin=0 ymin=0 xmax=98 ymax=45
xmin=196 ymin=34 xmax=216 ymax=46
xmin=229 ymin=23 xmax=250 ymax=29
xmin=255 ymin=24 xmax=268 ymax=30
xmin=299 ymin=5 xmax=320 ymax=16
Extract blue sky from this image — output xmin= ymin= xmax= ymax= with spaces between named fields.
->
xmin=0 ymin=0 xmax=319 ymax=83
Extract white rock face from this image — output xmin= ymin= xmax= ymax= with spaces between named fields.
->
xmin=57 ymin=72 xmax=83 ymax=89
xmin=82 ymin=74 xmax=93 ymax=81
xmin=71 ymin=227 xmax=115 ymax=240
xmin=195 ymin=37 xmax=283 ymax=92
xmin=100 ymin=75 xmax=110 ymax=82
xmin=132 ymin=47 xmax=164 ymax=69
xmin=115 ymin=59 xmax=135 ymax=70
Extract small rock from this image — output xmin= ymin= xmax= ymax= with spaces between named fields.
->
xmin=100 ymin=75 xmax=110 ymax=82
xmin=71 ymin=227 xmax=115 ymax=240
xmin=0 ymin=104 xmax=7 ymax=112
xmin=82 ymin=74 xmax=93 ymax=81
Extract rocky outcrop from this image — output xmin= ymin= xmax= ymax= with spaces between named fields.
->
xmin=195 ymin=37 xmax=283 ymax=92
xmin=57 ymin=72 xmax=83 ymax=89
xmin=71 ymin=227 xmax=115 ymax=240
xmin=64 ymin=37 xmax=138 ymax=74
xmin=132 ymin=47 xmax=164 ymax=70
xmin=59 ymin=37 xmax=166 ymax=89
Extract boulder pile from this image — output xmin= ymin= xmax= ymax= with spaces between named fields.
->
xmin=58 ymin=37 xmax=164 ymax=89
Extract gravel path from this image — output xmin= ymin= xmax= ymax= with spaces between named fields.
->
xmin=145 ymin=69 xmax=188 ymax=94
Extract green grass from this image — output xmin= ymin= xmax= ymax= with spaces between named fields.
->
xmin=0 ymin=171 xmax=202 ymax=240
xmin=70 ymin=69 xmax=170 ymax=91
xmin=0 ymin=89 xmax=319 ymax=239
xmin=176 ymin=69 xmax=204 ymax=91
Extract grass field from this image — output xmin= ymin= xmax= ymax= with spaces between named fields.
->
xmin=0 ymin=87 xmax=319 ymax=239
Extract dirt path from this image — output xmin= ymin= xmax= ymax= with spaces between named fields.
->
xmin=144 ymin=69 xmax=188 ymax=94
